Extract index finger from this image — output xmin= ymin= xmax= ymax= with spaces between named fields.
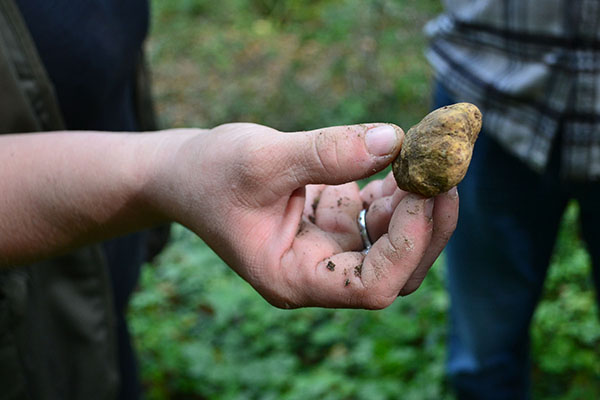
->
xmin=398 ymin=187 xmax=459 ymax=295
xmin=359 ymin=193 xmax=434 ymax=308
xmin=360 ymin=171 xmax=398 ymax=207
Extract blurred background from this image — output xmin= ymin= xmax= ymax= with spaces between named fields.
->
xmin=129 ymin=1 xmax=600 ymax=398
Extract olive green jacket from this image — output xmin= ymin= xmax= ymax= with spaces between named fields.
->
xmin=0 ymin=1 xmax=160 ymax=398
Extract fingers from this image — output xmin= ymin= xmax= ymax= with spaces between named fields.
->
xmin=360 ymin=180 xmax=384 ymax=208
xmin=360 ymin=194 xmax=434 ymax=307
xmin=297 ymin=252 xmax=368 ymax=308
xmin=303 ymin=185 xmax=326 ymax=222
xmin=364 ymin=189 xmax=408 ymax=242
xmin=275 ymin=221 xmax=349 ymax=308
xmin=362 ymin=186 xmax=459 ymax=297
xmin=278 ymin=193 xmax=435 ymax=309
xmin=361 ymin=172 xmax=409 ymax=242
xmin=360 ymin=171 xmax=398 ymax=208
xmin=398 ymin=187 xmax=459 ymax=295
xmin=312 ymin=183 xmax=363 ymax=251
xmin=285 ymin=124 xmax=403 ymax=187
xmin=278 ymin=248 xmax=372 ymax=309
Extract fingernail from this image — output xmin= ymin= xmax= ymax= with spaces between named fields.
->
xmin=447 ymin=186 xmax=458 ymax=199
xmin=365 ymin=125 xmax=399 ymax=156
xmin=425 ymin=198 xmax=434 ymax=219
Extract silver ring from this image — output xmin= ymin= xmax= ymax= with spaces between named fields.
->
xmin=357 ymin=209 xmax=372 ymax=253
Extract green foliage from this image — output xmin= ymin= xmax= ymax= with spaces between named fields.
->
xmin=130 ymin=1 xmax=600 ymax=398
xmin=131 ymin=225 xmax=451 ymax=400
xmin=148 ymin=0 xmax=440 ymax=131
xmin=132 ymin=204 xmax=600 ymax=399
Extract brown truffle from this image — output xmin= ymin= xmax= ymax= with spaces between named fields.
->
xmin=392 ymin=103 xmax=482 ymax=197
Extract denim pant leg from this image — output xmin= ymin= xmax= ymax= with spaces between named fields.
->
xmin=575 ymin=187 xmax=600 ymax=307
xmin=433 ymin=84 xmax=568 ymax=399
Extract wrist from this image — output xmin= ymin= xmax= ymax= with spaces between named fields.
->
xmin=134 ymin=128 xmax=203 ymax=225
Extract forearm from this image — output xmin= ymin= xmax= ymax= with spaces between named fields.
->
xmin=0 ymin=129 xmax=192 ymax=266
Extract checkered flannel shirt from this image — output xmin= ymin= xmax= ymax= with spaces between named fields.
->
xmin=425 ymin=0 xmax=600 ymax=181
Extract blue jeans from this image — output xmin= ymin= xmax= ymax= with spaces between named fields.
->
xmin=434 ymin=83 xmax=600 ymax=399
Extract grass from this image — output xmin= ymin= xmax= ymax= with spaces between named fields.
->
xmin=147 ymin=0 xmax=440 ymax=131
xmin=129 ymin=1 xmax=600 ymax=398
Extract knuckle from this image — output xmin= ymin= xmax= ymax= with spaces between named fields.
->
xmin=312 ymin=130 xmax=341 ymax=176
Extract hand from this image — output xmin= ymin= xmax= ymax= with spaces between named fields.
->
xmin=150 ymin=123 xmax=458 ymax=309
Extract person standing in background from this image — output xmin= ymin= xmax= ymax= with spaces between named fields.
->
xmin=425 ymin=1 xmax=600 ymax=398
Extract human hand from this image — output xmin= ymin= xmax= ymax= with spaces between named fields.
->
xmin=149 ymin=123 xmax=458 ymax=309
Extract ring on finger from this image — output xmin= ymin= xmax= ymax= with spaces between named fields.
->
xmin=357 ymin=208 xmax=372 ymax=254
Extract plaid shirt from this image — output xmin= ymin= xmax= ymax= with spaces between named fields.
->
xmin=425 ymin=0 xmax=600 ymax=181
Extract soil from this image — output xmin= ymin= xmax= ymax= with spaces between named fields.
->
xmin=354 ymin=263 xmax=363 ymax=277
xmin=326 ymin=261 xmax=336 ymax=271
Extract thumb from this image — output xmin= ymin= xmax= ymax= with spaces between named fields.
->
xmin=286 ymin=123 xmax=404 ymax=187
